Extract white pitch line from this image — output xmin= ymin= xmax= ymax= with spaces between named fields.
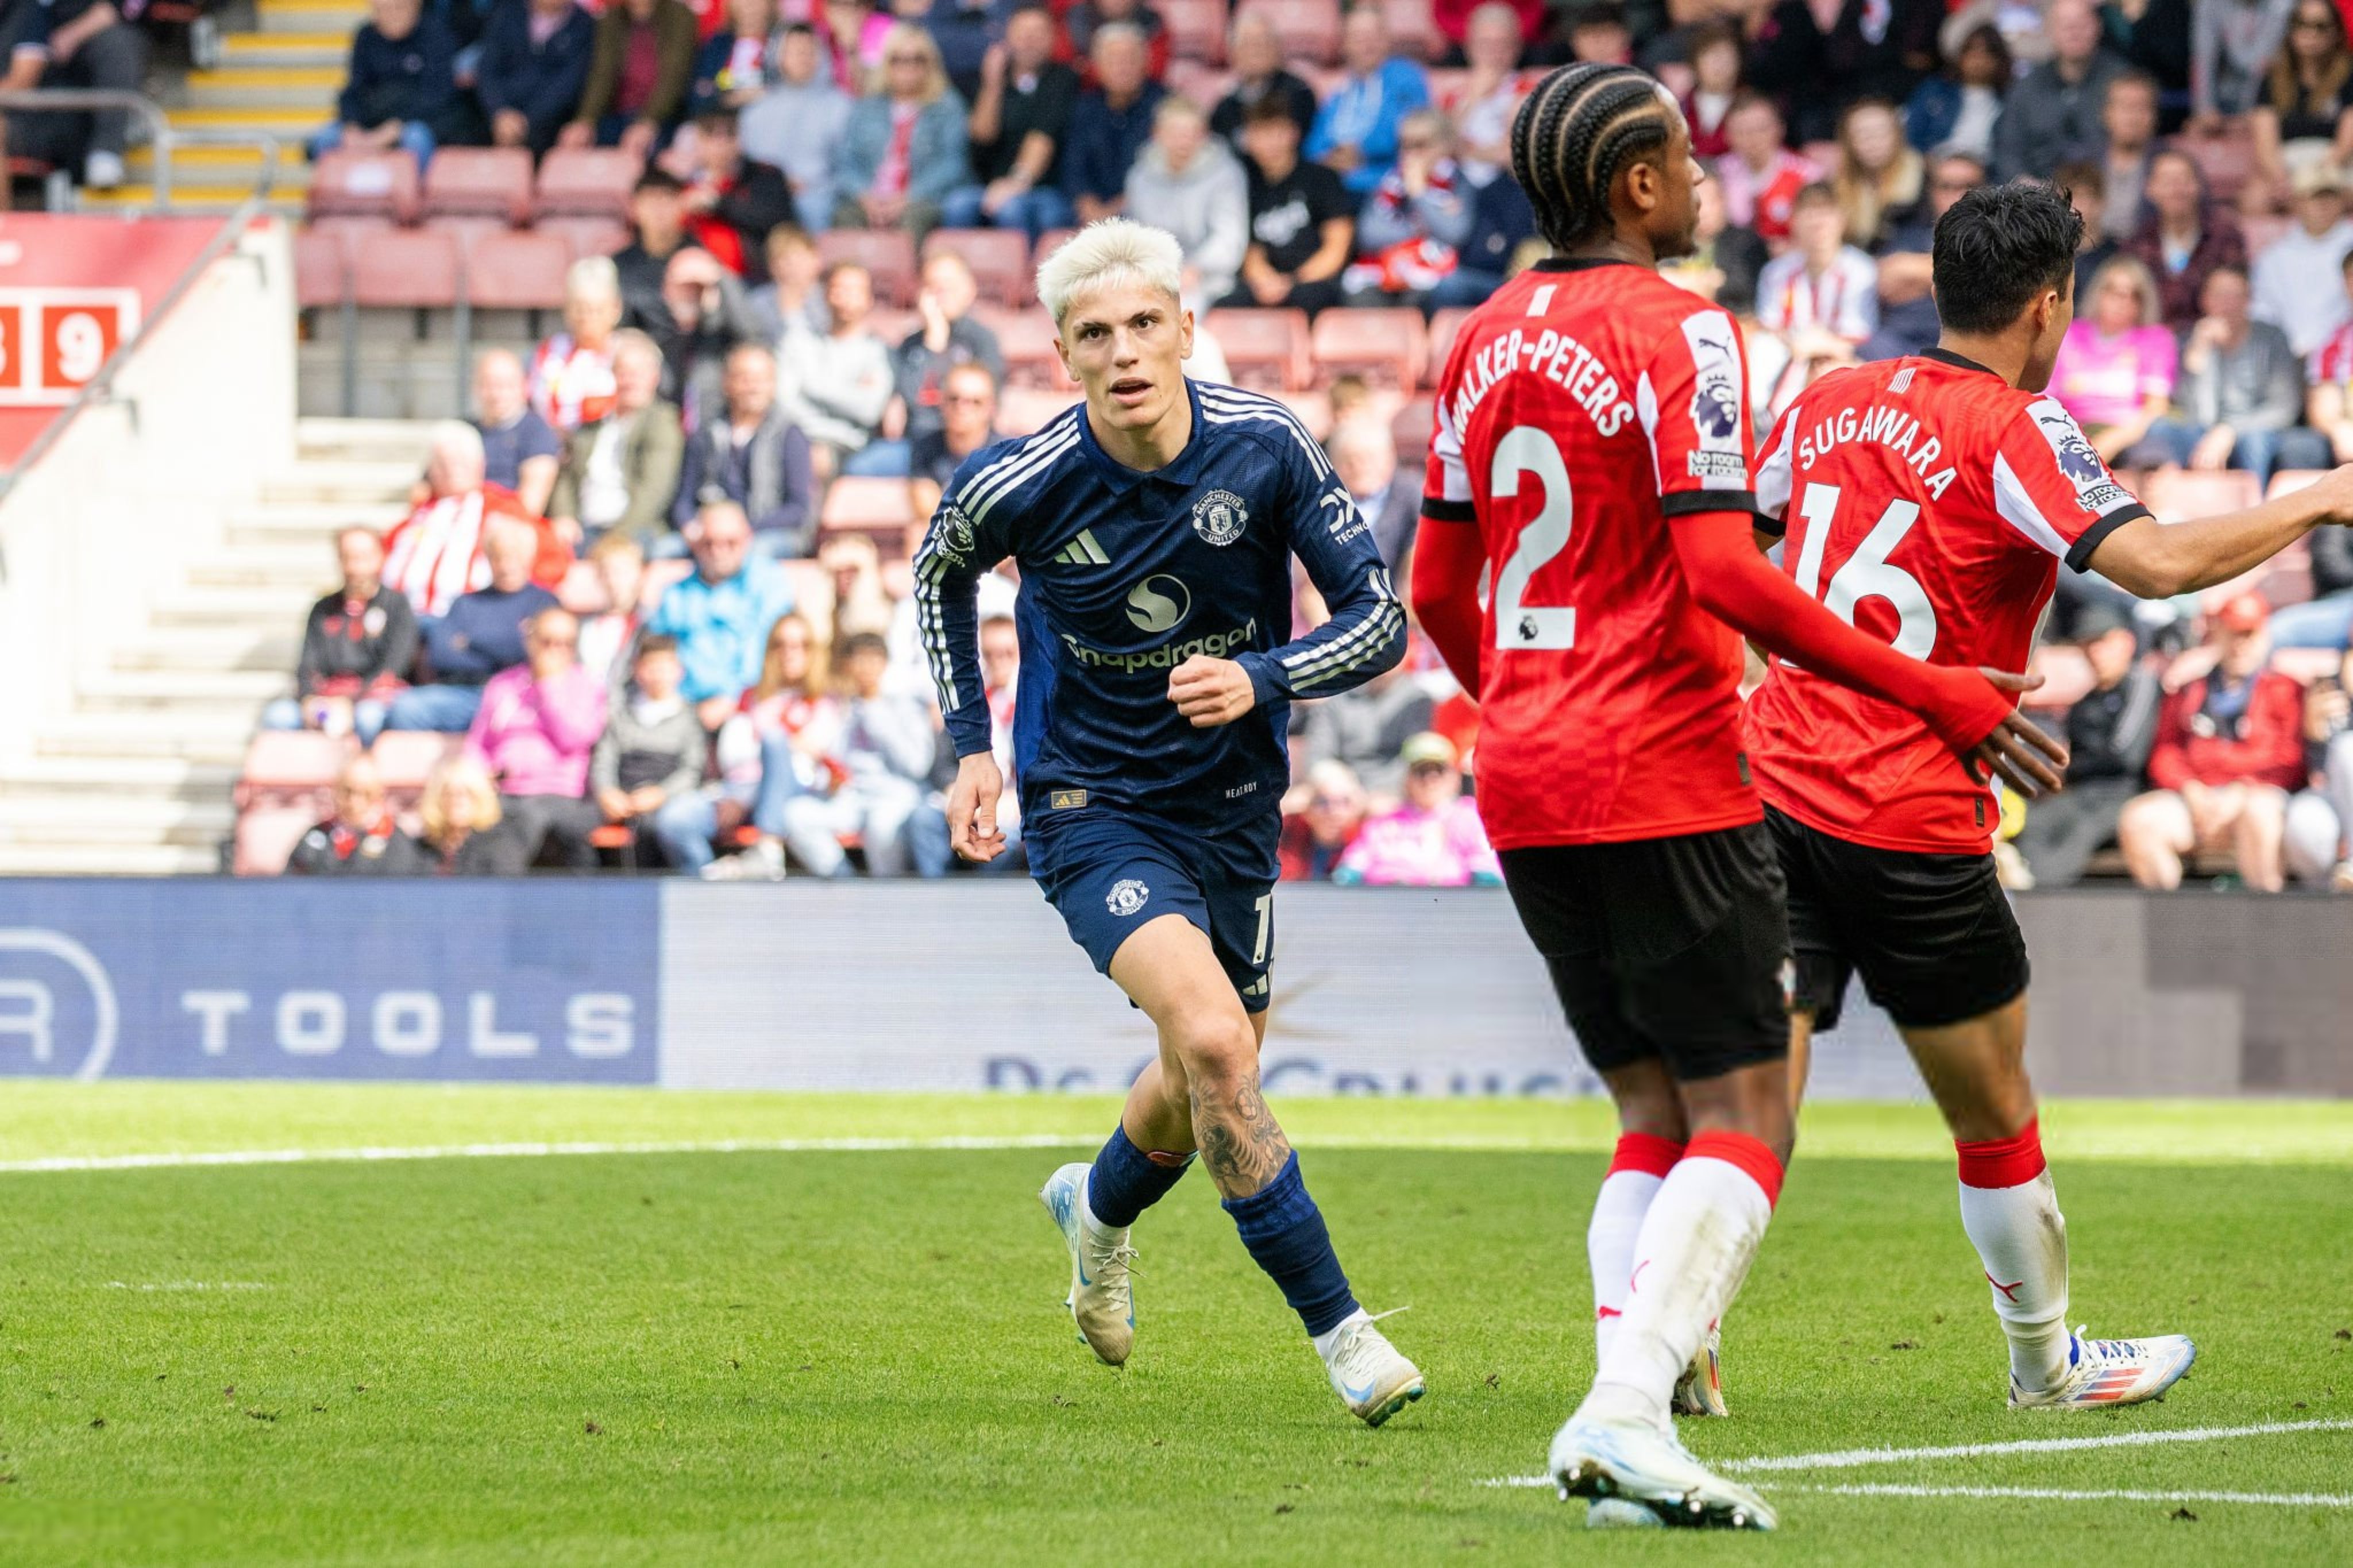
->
xmin=1721 ymin=1417 xmax=2353 ymax=1473
xmin=1483 ymin=1416 xmax=2353 ymax=1490
xmin=0 ymin=1131 xmax=1687 ymax=1176
xmin=0 ymin=1133 xmax=1095 ymax=1175
xmin=1787 ymin=1483 xmax=2353 ymax=1508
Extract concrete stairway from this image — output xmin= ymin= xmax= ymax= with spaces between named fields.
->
xmin=0 ymin=418 xmax=427 ymax=875
xmin=90 ymin=0 xmax=360 ymax=217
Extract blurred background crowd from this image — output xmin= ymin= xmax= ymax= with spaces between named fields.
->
xmin=229 ymin=0 xmax=2353 ymax=893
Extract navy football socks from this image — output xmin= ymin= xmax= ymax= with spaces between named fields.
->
xmin=1085 ymin=1123 xmax=1193 ymax=1229
xmin=1222 ymin=1152 xmax=1360 ymax=1337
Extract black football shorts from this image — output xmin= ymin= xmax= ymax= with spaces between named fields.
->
xmin=1765 ymin=805 xmax=2031 ymax=1032
xmin=1498 ymin=822 xmax=1793 ymax=1084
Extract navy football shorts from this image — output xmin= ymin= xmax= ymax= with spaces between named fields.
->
xmin=1025 ymin=806 xmax=1282 ymax=1013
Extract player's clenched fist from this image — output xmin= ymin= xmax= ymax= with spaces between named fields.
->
xmin=947 ymin=751 xmax=1007 ymax=863
xmin=1168 ymin=655 xmax=1257 ymax=728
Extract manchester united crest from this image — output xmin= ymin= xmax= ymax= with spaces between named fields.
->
xmin=1191 ymin=489 xmax=1248 ymax=546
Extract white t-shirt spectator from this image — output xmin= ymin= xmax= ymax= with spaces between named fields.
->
xmin=2252 ymin=218 xmax=2353 ymax=357
xmin=1756 ymin=246 xmax=1880 ymax=343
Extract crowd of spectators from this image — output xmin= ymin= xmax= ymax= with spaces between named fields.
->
xmin=267 ymin=0 xmax=2353 ymax=890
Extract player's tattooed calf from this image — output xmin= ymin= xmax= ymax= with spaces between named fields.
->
xmin=1192 ymin=1075 xmax=1292 ymax=1197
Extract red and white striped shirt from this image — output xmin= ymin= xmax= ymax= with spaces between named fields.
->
xmin=2309 ymin=318 xmax=2353 ymax=386
xmin=527 ymin=334 xmax=618 ymax=433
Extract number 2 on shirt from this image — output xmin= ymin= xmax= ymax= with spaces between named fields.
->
xmin=1490 ymin=426 xmax=1577 ymax=652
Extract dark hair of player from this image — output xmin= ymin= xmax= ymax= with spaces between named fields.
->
xmin=1930 ymin=181 xmax=2083 ymax=337
xmin=1508 ymin=63 xmax=1675 ymax=252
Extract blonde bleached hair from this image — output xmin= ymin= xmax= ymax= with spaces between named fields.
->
xmin=1035 ymin=218 xmax=1186 ymax=329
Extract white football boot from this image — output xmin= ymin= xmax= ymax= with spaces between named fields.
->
xmin=1038 ymin=1163 xmax=1137 ymax=1366
xmin=1671 ymin=1325 xmax=1728 ymax=1417
xmin=2009 ymin=1326 xmax=2196 ymax=1409
xmin=1320 ymin=1311 xmax=1425 ymax=1427
xmin=1549 ymin=1409 xmax=1777 ymax=1531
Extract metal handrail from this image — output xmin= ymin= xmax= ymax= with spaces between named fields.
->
xmin=0 ymin=88 xmax=286 ymax=210
xmin=0 ymin=88 xmax=173 ymax=203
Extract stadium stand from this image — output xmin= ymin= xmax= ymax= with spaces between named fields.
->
xmin=22 ymin=0 xmax=2353 ymax=887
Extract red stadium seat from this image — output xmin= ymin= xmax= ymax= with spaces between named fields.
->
xmin=349 ymin=228 xmax=462 ymax=308
xmin=1204 ymin=307 xmax=1312 ymax=390
xmin=820 ymin=476 xmax=917 ymax=536
xmin=2142 ymin=468 xmax=2261 ymax=522
xmin=1427 ymin=307 xmax=1471 ymax=378
xmin=819 ymin=229 xmax=920 ymax=307
xmin=1268 ymin=0 xmax=1341 ymax=64
xmin=1295 ymin=63 xmax=1347 ymax=101
xmin=370 ymin=731 xmax=466 ymax=792
xmin=422 ymin=214 xmax=512 ymax=257
xmin=1271 ymin=389 xmax=1332 ymax=441
xmin=423 ymin=146 xmax=534 ymax=225
xmin=866 ymin=306 xmax=917 ymax=346
xmin=236 ymin=731 xmax=355 ymax=808
xmin=2269 ymin=469 xmax=2327 ymax=499
xmin=465 ymin=230 xmax=572 ymax=310
xmin=2181 ymin=132 xmax=2256 ymax=203
xmin=1391 ymin=394 xmax=1434 ymax=466
xmin=1382 ymin=0 xmax=1440 ymax=60
xmin=1311 ymin=307 xmax=1429 ymax=391
xmin=924 ymin=227 xmax=1032 ymax=307
xmin=534 ymin=147 xmax=640 ymax=219
xmin=1164 ymin=59 xmax=1234 ymax=110
xmin=233 ymin=804 xmax=323 ymax=878
xmin=1162 ymin=0 xmax=1227 ymax=61
xmin=2259 ymin=553 xmax=2314 ymax=608
xmin=975 ymin=305 xmax=1072 ymax=388
xmin=294 ymin=227 xmax=349 ymax=309
xmin=537 ymin=214 xmax=631 ymax=261
xmin=306 ymin=214 xmax=395 ymax=252
xmin=308 ymin=148 xmax=421 ymax=225
xmin=998 ymin=387 xmax=1082 ymax=434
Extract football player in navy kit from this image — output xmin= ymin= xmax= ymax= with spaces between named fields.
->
xmin=915 ymin=220 xmax=1423 ymax=1425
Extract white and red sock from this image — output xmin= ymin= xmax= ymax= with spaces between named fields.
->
xmin=1955 ymin=1118 xmax=2071 ymax=1392
xmin=1589 ymin=1133 xmax=1683 ymax=1364
xmin=1583 ymin=1130 xmax=1782 ymax=1425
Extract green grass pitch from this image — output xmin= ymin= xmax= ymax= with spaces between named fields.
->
xmin=1 ymin=1084 xmax=2350 ymax=1565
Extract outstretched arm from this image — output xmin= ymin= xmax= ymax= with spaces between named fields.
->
xmin=2085 ymin=466 xmax=2353 ymax=597
xmin=1673 ymin=509 xmax=2067 ymax=795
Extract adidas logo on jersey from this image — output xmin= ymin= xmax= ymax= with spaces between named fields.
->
xmin=1052 ymin=529 xmax=1111 ymax=566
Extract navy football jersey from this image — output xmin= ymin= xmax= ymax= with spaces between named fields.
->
xmin=914 ymin=379 xmax=1406 ymax=832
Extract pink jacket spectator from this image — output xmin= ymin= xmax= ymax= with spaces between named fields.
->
xmin=2049 ymin=320 xmax=2178 ymax=430
xmin=1334 ymin=798 xmax=1500 ymax=887
xmin=465 ymin=663 xmax=610 ymax=798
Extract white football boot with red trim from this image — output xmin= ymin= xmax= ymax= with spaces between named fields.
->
xmin=2009 ymin=1326 xmax=2196 ymax=1409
